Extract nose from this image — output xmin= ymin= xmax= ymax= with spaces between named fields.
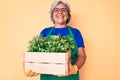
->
xmin=58 ymin=9 xmax=63 ymax=14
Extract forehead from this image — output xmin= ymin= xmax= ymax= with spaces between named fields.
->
xmin=55 ymin=3 xmax=67 ymax=9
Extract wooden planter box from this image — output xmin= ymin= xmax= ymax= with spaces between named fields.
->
xmin=24 ymin=50 xmax=71 ymax=75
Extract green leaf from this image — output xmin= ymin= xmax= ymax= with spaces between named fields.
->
xmin=27 ymin=35 xmax=74 ymax=53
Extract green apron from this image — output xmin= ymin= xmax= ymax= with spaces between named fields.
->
xmin=40 ymin=26 xmax=79 ymax=80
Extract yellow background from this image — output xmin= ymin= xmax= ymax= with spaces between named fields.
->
xmin=0 ymin=0 xmax=120 ymax=80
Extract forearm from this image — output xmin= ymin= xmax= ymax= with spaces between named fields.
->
xmin=74 ymin=55 xmax=86 ymax=69
xmin=68 ymin=47 xmax=86 ymax=75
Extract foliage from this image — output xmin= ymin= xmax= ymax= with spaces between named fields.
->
xmin=27 ymin=35 xmax=74 ymax=53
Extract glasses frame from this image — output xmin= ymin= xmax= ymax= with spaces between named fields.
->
xmin=53 ymin=8 xmax=68 ymax=13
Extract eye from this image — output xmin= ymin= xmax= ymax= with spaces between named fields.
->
xmin=62 ymin=9 xmax=67 ymax=12
xmin=54 ymin=9 xmax=59 ymax=13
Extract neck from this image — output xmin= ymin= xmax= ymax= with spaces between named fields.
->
xmin=54 ymin=23 xmax=67 ymax=28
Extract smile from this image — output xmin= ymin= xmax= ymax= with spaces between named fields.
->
xmin=57 ymin=15 xmax=64 ymax=19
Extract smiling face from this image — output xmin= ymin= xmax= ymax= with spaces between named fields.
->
xmin=52 ymin=3 xmax=68 ymax=25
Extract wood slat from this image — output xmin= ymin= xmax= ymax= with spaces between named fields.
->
xmin=24 ymin=62 xmax=68 ymax=75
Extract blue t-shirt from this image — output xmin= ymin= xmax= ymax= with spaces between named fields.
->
xmin=40 ymin=26 xmax=84 ymax=48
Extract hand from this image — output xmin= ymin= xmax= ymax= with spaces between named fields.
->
xmin=68 ymin=64 xmax=78 ymax=75
xmin=25 ymin=70 xmax=39 ymax=77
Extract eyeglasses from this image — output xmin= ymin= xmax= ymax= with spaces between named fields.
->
xmin=53 ymin=8 xmax=68 ymax=13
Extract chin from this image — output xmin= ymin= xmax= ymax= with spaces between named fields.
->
xmin=57 ymin=22 xmax=66 ymax=24
xmin=57 ymin=20 xmax=66 ymax=24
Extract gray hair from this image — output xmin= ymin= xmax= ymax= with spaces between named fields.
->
xmin=49 ymin=0 xmax=71 ymax=24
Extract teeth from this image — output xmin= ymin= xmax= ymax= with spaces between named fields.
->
xmin=58 ymin=16 xmax=63 ymax=18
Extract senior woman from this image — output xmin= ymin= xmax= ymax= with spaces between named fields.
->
xmin=25 ymin=0 xmax=86 ymax=80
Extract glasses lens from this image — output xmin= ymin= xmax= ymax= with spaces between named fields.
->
xmin=53 ymin=8 xmax=67 ymax=13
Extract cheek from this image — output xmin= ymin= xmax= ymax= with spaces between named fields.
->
xmin=64 ymin=13 xmax=68 ymax=18
xmin=64 ymin=15 xmax=68 ymax=20
xmin=52 ymin=14 xmax=57 ymax=19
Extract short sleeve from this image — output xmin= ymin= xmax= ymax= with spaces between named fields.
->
xmin=40 ymin=27 xmax=51 ymax=37
xmin=72 ymin=28 xmax=85 ymax=48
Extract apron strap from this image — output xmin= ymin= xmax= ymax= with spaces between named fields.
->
xmin=46 ymin=27 xmax=54 ymax=40
xmin=67 ymin=26 xmax=78 ymax=53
